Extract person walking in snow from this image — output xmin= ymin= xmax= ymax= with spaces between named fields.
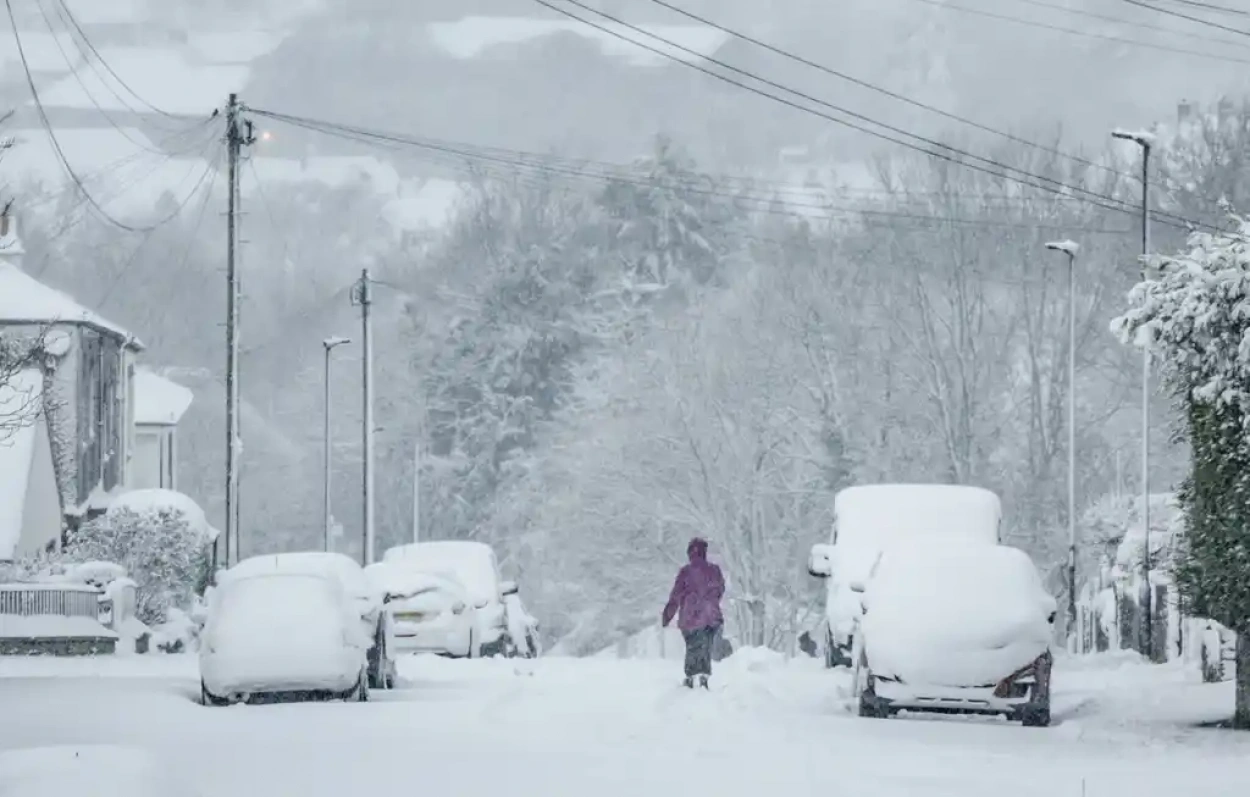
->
xmin=661 ymin=537 xmax=725 ymax=689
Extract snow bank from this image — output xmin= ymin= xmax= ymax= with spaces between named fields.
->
xmin=0 ymin=745 xmax=183 ymax=797
xmin=861 ymin=542 xmax=1055 ymax=686
xmin=108 ymin=489 xmax=219 ymax=542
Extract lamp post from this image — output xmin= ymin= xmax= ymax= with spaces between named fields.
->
xmin=322 ymin=336 xmax=351 ymax=552
xmin=1112 ymin=128 xmax=1154 ymax=660
xmin=1045 ymin=239 xmax=1080 ymax=646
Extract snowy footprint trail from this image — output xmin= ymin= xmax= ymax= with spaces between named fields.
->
xmin=2 ymin=651 xmax=1249 ymax=797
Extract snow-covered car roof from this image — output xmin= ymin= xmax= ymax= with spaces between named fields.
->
xmin=381 ymin=541 xmax=498 ymax=603
xmin=0 ymin=745 xmax=195 ymax=797
xmin=364 ymin=561 xmax=468 ymax=601
xmin=832 ymin=484 xmax=1002 ymax=583
xmin=208 ymin=570 xmax=361 ymax=650
xmin=227 ymin=552 xmax=377 ymax=603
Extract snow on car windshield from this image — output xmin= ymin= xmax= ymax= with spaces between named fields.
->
xmin=865 ymin=542 xmax=1054 ymax=651
xmin=381 ymin=542 xmax=497 ymax=604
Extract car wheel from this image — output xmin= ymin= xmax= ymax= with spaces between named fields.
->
xmin=200 ymin=681 xmax=228 ymax=707
xmin=1020 ymin=704 xmax=1050 ymax=727
xmin=856 ymin=673 xmax=890 ymax=719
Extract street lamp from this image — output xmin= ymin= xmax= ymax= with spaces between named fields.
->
xmin=322 ymin=336 xmax=352 ymax=552
xmin=1111 ymin=128 xmax=1155 ymax=660
xmin=1045 ymin=239 xmax=1080 ymax=647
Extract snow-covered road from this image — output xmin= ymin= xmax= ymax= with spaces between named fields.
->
xmin=1 ymin=650 xmax=1247 ymax=796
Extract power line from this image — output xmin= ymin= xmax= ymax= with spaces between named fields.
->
xmin=97 ymin=146 xmax=224 ymax=309
xmin=530 ymin=0 xmax=1206 ymax=230
xmin=5 ymin=0 xmax=223 ymax=233
xmin=1120 ymin=0 xmax=1250 ymax=36
xmin=1157 ymin=0 xmax=1250 ymax=15
xmin=250 ymin=108 xmax=1133 ymax=234
xmin=642 ymin=0 xmax=1124 ymax=178
xmin=896 ymin=0 xmax=1250 ymax=64
xmin=49 ymin=0 xmax=183 ymax=121
xmin=1009 ymin=0 xmax=1250 ymax=48
xmin=32 ymin=0 xmax=167 ymax=153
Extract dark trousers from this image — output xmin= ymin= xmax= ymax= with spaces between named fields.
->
xmin=682 ymin=624 xmax=720 ymax=677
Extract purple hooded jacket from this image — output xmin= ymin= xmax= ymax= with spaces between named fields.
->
xmin=662 ymin=538 xmax=725 ymax=632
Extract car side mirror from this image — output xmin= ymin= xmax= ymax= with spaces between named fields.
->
xmin=500 ymin=580 xmax=519 ymax=596
xmin=808 ymin=544 xmax=835 ymax=578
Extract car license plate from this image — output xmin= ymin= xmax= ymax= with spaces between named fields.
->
xmin=394 ymin=612 xmax=426 ymax=623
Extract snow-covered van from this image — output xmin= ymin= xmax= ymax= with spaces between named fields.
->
xmin=852 ymin=541 xmax=1057 ymax=726
xmin=807 ymin=484 xmax=1001 ymax=667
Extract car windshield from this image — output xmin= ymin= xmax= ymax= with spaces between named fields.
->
xmin=229 ymin=553 xmax=372 ymax=601
xmin=213 ymin=574 xmax=343 ymax=634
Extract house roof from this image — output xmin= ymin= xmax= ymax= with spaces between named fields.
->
xmin=0 ymin=262 xmax=144 ymax=349
xmin=0 ymin=369 xmax=42 ymax=562
xmin=133 ymin=369 xmax=194 ymax=426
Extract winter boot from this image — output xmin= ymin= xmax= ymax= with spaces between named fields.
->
xmin=699 ymin=675 xmax=709 ymax=689
xmin=683 ymin=676 xmax=694 ymax=689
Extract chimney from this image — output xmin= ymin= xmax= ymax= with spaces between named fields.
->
xmin=1178 ymin=100 xmax=1192 ymax=125
xmin=0 ymin=211 xmax=25 ymax=268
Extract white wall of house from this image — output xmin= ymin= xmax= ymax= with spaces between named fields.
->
xmin=16 ymin=412 xmax=63 ymax=557
xmin=131 ymin=424 xmax=175 ymax=491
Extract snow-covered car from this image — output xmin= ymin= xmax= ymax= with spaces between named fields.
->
xmin=227 ymin=551 xmax=396 ymax=689
xmin=807 ymin=484 xmax=1001 ymax=668
xmin=382 ymin=541 xmax=516 ymax=657
xmin=851 ymin=541 xmax=1057 ymax=727
xmin=199 ymin=570 xmax=373 ymax=705
xmin=0 ymin=745 xmax=200 ymax=797
xmin=365 ymin=562 xmax=479 ymax=658
xmin=504 ymin=591 xmax=541 ymax=658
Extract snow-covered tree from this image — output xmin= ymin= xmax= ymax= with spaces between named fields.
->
xmin=1112 ymin=217 xmax=1250 ymax=728
xmin=0 ymin=328 xmax=45 ymax=444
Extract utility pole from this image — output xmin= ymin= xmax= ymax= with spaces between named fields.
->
xmin=353 ymin=269 xmax=375 ymax=565
xmin=1112 ymin=129 xmax=1154 ymax=661
xmin=323 ymin=336 xmax=351 ymax=551
xmin=412 ymin=438 xmax=420 ymax=544
xmin=1045 ymin=240 xmax=1080 ymax=648
xmin=224 ymin=93 xmax=254 ymax=567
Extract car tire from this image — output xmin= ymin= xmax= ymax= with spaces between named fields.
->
xmin=856 ymin=673 xmax=891 ymax=719
xmin=200 ymin=681 xmax=228 ymax=707
xmin=1020 ymin=704 xmax=1050 ymax=727
xmin=825 ymin=626 xmax=852 ymax=669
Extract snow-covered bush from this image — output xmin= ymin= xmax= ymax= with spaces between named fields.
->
xmin=64 ymin=499 xmax=213 ymax=626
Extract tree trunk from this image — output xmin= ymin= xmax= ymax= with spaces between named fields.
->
xmin=1234 ymin=630 xmax=1250 ymax=730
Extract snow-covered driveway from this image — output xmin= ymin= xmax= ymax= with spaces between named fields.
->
xmin=1 ymin=651 xmax=1247 ymax=796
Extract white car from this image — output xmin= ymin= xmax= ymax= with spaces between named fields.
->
xmin=200 ymin=571 xmax=372 ymax=705
xmin=227 ymin=551 xmax=397 ymax=689
xmin=852 ymin=542 xmax=1057 ymax=726
xmin=0 ymin=745 xmax=200 ymax=797
xmin=808 ymin=484 xmax=1002 ymax=667
xmin=383 ymin=541 xmax=518 ymax=657
xmin=365 ymin=562 xmax=479 ymax=658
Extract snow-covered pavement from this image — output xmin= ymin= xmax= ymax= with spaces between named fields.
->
xmin=1 ymin=650 xmax=1247 ymax=796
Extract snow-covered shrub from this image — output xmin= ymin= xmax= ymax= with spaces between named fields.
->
xmin=65 ymin=505 xmax=212 ymax=626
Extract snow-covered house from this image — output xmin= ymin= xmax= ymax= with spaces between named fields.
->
xmin=0 ymin=215 xmax=142 ymax=563
xmin=131 ymin=369 xmax=193 ymax=491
